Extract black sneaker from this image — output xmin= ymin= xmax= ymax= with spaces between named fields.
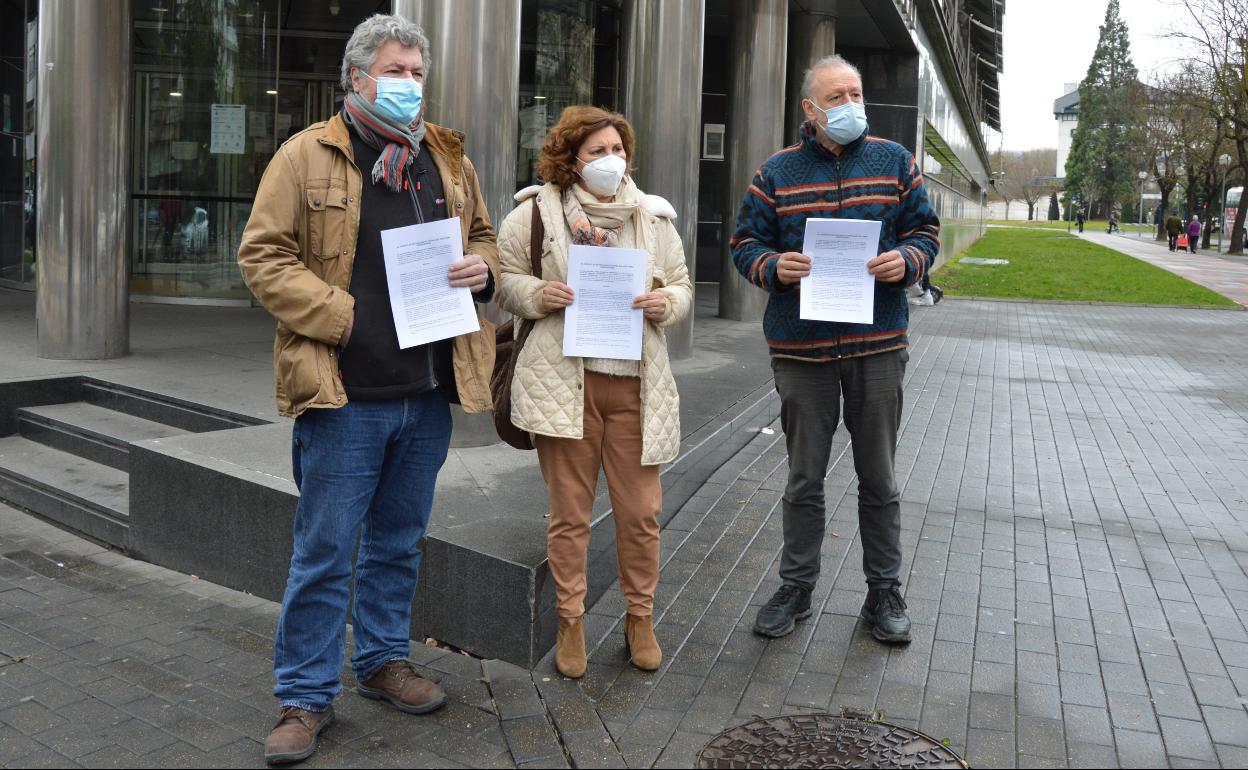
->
xmin=860 ymin=587 xmax=912 ymax=644
xmin=753 ymin=584 xmax=812 ymax=638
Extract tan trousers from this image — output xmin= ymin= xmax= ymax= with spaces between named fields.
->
xmin=535 ymin=372 xmax=662 ymax=618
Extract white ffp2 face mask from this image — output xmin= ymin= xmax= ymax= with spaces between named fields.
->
xmin=577 ymin=154 xmax=627 ymax=196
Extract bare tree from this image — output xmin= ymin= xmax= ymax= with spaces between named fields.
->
xmin=1142 ymin=75 xmax=1185 ymax=238
xmin=991 ymin=149 xmax=1022 ymax=219
xmin=1172 ymin=0 xmax=1248 ymax=254
xmin=1018 ymin=149 xmax=1060 ymax=221
xmin=995 ymin=149 xmax=1059 ymax=220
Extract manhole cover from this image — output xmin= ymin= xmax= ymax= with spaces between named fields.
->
xmin=959 ymin=257 xmax=1008 ymax=265
xmin=697 ymin=714 xmax=968 ymax=769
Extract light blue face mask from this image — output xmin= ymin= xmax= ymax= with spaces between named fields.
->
xmin=818 ymin=101 xmax=867 ymax=145
xmin=359 ymin=70 xmax=423 ymax=125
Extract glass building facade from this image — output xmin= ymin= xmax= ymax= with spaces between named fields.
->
xmin=2 ymin=0 xmax=1001 ymax=354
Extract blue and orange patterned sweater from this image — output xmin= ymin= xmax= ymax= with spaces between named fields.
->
xmin=730 ymin=124 xmax=941 ymax=361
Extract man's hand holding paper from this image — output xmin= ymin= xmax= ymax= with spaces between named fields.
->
xmin=776 ymin=252 xmax=813 ymax=285
xmin=779 ymin=246 xmax=903 ymax=287
xmin=866 ymin=250 xmax=905 ymax=283
xmin=448 ymin=252 xmax=491 ymax=292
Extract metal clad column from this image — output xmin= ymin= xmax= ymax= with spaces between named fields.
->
xmin=36 ymin=0 xmax=131 ymax=359
xmin=396 ymin=0 xmax=522 ymax=231
xmin=718 ymin=0 xmax=786 ymax=322
xmin=785 ymin=9 xmax=837 ymax=142
xmin=394 ymin=0 xmax=521 ymax=449
xmin=621 ymin=0 xmax=705 ymax=359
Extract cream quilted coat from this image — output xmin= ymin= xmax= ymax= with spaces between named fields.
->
xmin=496 ymin=181 xmax=693 ymax=465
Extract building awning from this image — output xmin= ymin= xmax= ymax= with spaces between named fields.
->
xmin=964 ymin=0 xmax=1004 ymax=131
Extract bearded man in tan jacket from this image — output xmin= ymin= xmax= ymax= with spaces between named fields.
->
xmin=236 ymin=14 xmax=497 ymax=766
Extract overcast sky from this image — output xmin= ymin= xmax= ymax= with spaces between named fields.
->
xmin=999 ymin=0 xmax=1190 ymax=151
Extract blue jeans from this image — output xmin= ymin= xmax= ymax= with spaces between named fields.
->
xmin=273 ymin=394 xmax=452 ymax=712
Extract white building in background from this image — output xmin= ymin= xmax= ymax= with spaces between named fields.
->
xmin=1054 ymin=83 xmax=1079 ymax=178
xmin=987 ymin=200 xmax=1047 ymax=221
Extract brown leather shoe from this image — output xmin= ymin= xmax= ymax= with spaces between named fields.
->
xmin=555 ymin=616 xmax=587 ymax=678
xmin=357 ymin=659 xmax=447 ymax=714
xmin=264 ymin=706 xmax=334 ymax=765
xmin=625 ymin=614 xmax=662 ymax=671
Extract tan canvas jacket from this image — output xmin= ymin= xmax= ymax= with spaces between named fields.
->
xmin=237 ymin=114 xmax=498 ymax=417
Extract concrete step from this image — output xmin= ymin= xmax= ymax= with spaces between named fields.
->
xmin=80 ymin=379 xmax=263 ymax=434
xmin=0 ymin=435 xmax=129 ymax=548
xmin=16 ymin=402 xmax=189 ymax=471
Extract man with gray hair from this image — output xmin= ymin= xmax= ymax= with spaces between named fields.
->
xmin=731 ymin=54 xmax=940 ymax=645
xmin=237 ymin=13 xmax=499 ymax=764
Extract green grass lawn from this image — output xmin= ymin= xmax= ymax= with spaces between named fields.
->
xmin=989 ymin=218 xmax=1153 ymax=235
xmin=935 ymin=227 xmax=1237 ymax=307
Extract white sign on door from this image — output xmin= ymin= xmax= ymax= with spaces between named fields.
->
xmin=210 ymin=104 xmax=246 ymax=155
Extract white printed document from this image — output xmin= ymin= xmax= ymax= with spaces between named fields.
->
xmin=563 ymin=245 xmax=646 ymax=361
xmin=380 ymin=217 xmax=480 ymax=349
xmin=798 ymin=217 xmax=882 ymax=324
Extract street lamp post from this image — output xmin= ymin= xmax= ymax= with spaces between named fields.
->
xmin=1219 ymin=153 xmax=1232 ymax=254
xmin=1137 ymin=170 xmax=1148 ymax=238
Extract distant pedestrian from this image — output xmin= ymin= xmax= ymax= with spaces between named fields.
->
xmin=731 ymin=54 xmax=940 ymax=646
xmin=908 ymin=272 xmax=943 ymax=306
xmin=1187 ymin=217 xmax=1201 ymax=253
xmin=1165 ymin=212 xmax=1182 ymax=251
xmin=1107 ymin=214 xmax=1119 ymax=234
xmin=1076 ymin=207 xmax=1085 ymax=233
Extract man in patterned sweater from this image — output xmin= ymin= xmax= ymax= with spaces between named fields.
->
xmin=731 ymin=54 xmax=941 ymax=645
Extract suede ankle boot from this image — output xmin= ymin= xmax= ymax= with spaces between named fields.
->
xmin=555 ymin=617 xmax=587 ymax=678
xmin=625 ymin=614 xmax=662 ymax=671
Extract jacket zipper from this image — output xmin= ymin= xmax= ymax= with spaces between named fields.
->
xmin=406 ymin=165 xmax=427 ymax=225
xmin=832 ymin=153 xmax=843 ymax=357
xmin=405 ymin=164 xmax=439 ymax=391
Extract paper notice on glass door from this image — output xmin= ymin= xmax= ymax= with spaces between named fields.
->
xmin=563 ymin=245 xmax=646 ymax=361
xmin=380 ymin=217 xmax=480 ymax=349
xmin=209 ymin=104 xmax=246 ymax=155
xmin=798 ymin=217 xmax=882 ymax=324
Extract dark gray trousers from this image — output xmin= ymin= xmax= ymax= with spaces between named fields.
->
xmin=772 ymin=350 xmax=907 ymax=591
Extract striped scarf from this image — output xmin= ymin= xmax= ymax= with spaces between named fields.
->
xmin=341 ymin=92 xmax=427 ymax=193
xmin=563 ymin=184 xmax=633 ymax=247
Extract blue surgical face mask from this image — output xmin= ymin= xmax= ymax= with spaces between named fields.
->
xmin=358 ymin=70 xmax=423 ymax=124
xmin=817 ymin=101 xmax=867 ymax=145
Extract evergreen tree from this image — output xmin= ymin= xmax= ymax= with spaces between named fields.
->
xmin=1063 ymin=0 xmax=1145 ymax=219
xmin=1048 ymin=192 xmax=1060 ymax=220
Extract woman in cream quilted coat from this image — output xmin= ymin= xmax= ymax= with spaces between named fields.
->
xmin=496 ymin=106 xmax=692 ymax=680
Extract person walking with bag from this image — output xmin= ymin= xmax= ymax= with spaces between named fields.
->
xmin=495 ymin=106 xmax=692 ymax=679
xmin=1165 ymin=211 xmax=1183 ymax=251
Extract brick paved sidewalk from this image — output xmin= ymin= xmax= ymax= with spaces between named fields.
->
xmin=559 ymin=299 xmax=1248 ymax=768
xmin=0 ymin=506 xmax=529 ymax=769
xmin=3 ymin=298 xmax=1248 ymax=769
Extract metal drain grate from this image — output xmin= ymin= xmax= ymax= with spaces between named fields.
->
xmin=697 ymin=713 xmax=969 ymax=769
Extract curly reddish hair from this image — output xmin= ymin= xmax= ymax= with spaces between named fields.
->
xmin=537 ymin=106 xmax=636 ymax=190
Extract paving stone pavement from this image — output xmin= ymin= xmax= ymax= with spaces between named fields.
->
xmin=2 ymin=298 xmax=1248 ymax=768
